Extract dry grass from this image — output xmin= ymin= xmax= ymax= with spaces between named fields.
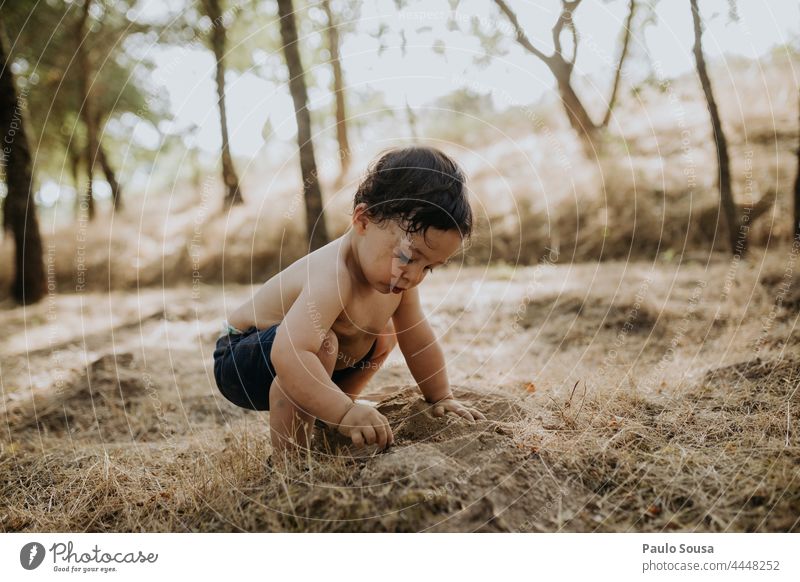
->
xmin=521 ymin=355 xmax=800 ymax=532
xmin=1 ymin=49 xmax=798 ymax=532
xmin=1 ymin=247 xmax=798 ymax=532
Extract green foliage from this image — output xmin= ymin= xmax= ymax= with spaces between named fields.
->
xmin=1 ymin=0 xmax=168 ymax=183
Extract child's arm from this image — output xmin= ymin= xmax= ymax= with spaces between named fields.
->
xmin=271 ymin=268 xmax=392 ymax=447
xmin=392 ymin=287 xmax=485 ymax=422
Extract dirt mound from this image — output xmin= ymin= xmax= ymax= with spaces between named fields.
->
xmin=4 ymin=352 xmax=158 ymax=442
xmin=241 ymin=386 xmax=581 ymax=532
xmin=520 ymin=293 xmax=661 ymax=342
xmin=701 ymin=355 xmax=800 ymax=397
xmin=309 ymin=386 xmax=529 ymax=451
xmin=761 ymin=270 xmax=800 ymax=313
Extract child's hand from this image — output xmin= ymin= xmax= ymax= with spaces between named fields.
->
xmin=430 ymin=396 xmax=486 ymax=423
xmin=337 ymin=404 xmax=394 ymax=449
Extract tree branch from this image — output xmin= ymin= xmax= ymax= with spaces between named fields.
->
xmin=552 ymin=0 xmax=581 ymax=67
xmin=493 ymin=0 xmax=552 ymax=64
xmin=601 ymin=0 xmax=635 ymax=128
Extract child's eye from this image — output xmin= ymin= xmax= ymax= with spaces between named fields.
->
xmin=424 ymin=266 xmax=434 ymax=273
xmin=397 ymin=252 xmax=412 ymax=264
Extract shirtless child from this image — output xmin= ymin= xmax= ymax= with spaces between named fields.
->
xmin=212 ymin=146 xmax=485 ymax=457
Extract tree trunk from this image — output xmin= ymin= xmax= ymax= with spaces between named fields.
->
xmin=97 ymin=140 xmax=122 ymax=210
xmin=322 ymin=0 xmax=350 ymax=180
xmin=69 ymin=146 xmax=82 ymax=218
xmin=203 ymin=0 xmax=243 ymax=209
xmin=76 ymin=0 xmax=96 ymax=220
xmin=550 ymin=57 xmax=599 ymax=144
xmin=690 ymin=0 xmax=740 ymax=255
xmin=795 ymin=89 xmax=800 ymax=242
xmin=494 ymin=0 xmax=626 ymax=150
xmin=277 ymin=0 xmax=329 ymax=251
xmin=93 ymin=111 xmax=121 ymax=209
xmin=0 ymin=20 xmax=46 ymax=304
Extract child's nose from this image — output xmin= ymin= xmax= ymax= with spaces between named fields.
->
xmin=410 ymin=265 xmax=427 ymax=285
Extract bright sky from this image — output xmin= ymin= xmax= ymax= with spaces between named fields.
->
xmin=136 ymin=0 xmax=798 ymax=157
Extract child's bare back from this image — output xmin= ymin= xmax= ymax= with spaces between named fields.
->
xmin=212 ymin=146 xmax=485 ymax=459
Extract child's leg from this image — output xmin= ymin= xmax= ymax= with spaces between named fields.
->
xmin=335 ymin=321 xmax=398 ymax=399
xmin=268 ymin=330 xmax=339 ymax=456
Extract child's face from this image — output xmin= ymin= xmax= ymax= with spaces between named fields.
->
xmin=353 ymin=207 xmax=463 ymax=294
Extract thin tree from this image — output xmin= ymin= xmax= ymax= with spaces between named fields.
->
xmin=602 ymin=0 xmax=636 ymax=127
xmin=690 ymin=0 xmax=739 ymax=255
xmin=321 ymin=0 xmax=350 ymax=181
xmin=93 ymin=110 xmax=122 ymax=209
xmin=792 ymin=3 xmax=798 ymax=243
xmin=277 ymin=0 xmax=329 ymax=251
xmin=97 ymin=141 xmax=121 ymax=209
xmin=0 ymin=20 xmax=46 ymax=304
xmin=493 ymin=0 xmax=636 ymax=145
xmin=76 ymin=0 xmax=97 ymax=220
xmin=794 ymin=88 xmax=800 ymax=242
xmin=201 ymin=0 xmax=244 ymax=208
xmin=69 ymin=143 xmax=83 ymax=218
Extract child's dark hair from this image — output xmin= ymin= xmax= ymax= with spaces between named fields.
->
xmin=353 ymin=146 xmax=472 ymax=239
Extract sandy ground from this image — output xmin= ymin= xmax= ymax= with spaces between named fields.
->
xmin=1 ymin=250 xmax=798 ymax=532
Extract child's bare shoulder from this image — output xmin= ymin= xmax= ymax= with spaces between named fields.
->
xmin=228 ymin=238 xmax=352 ymax=330
xmin=295 ymin=237 xmax=354 ymax=301
xmin=274 ymin=239 xmax=355 ymax=335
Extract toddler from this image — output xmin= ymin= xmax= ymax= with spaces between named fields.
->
xmin=213 ymin=146 xmax=485 ymax=457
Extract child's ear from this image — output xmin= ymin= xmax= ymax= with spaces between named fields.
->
xmin=352 ymin=203 xmax=370 ymax=234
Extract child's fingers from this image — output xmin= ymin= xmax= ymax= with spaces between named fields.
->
xmin=457 ymin=408 xmax=476 ymax=422
xmin=471 ymin=408 xmax=487 ymax=420
xmin=385 ymin=417 xmax=394 ymax=445
xmin=373 ymin=422 xmax=388 ymax=449
xmin=464 ymin=407 xmax=480 ymax=421
xmin=443 ymin=403 xmax=473 ymax=422
xmin=350 ymin=429 xmax=365 ymax=448
xmin=362 ymin=425 xmax=377 ymax=446
xmin=432 ymin=405 xmax=445 ymax=417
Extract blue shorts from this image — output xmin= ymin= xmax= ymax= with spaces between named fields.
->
xmin=212 ymin=324 xmax=377 ymax=411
